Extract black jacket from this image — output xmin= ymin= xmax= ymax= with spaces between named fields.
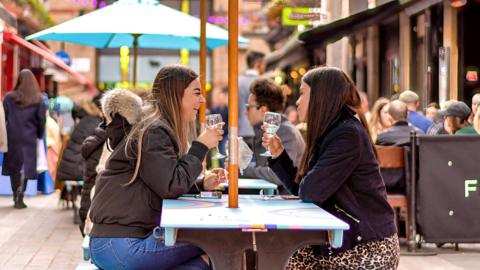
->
xmin=79 ymin=122 xmax=107 ymax=231
xmin=269 ymin=108 xmax=396 ymax=254
xmin=376 ymin=120 xmax=424 ymax=146
xmin=57 ymin=115 xmax=101 ymax=181
xmin=89 ymin=120 xmax=208 ymax=238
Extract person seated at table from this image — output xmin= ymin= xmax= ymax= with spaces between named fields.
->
xmin=263 ymin=67 xmax=399 ymax=269
xmin=376 ymin=100 xmax=424 ymax=147
xmin=243 ymin=78 xmax=305 ymax=189
xmin=441 ymin=101 xmax=478 ymax=135
xmin=89 ymin=65 xmax=227 ymax=270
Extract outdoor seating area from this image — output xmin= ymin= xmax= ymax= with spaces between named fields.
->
xmin=1 ymin=0 xmax=480 ymax=269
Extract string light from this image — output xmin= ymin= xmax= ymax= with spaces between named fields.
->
xmin=69 ymin=0 xmax=107 ymax=8
xmin=290 ymin=70 xmax=299 ymax=79
xmin=208 ymin=16 xmax=250 ymax=25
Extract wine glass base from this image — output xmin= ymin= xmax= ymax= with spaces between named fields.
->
xmin=259 ymin=152 xmax=272 ymax=157
xmin=211 ymin=154 xmax=226 ymax=160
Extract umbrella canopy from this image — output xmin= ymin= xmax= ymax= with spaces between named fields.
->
xmin=26 ymin=0 xmax=247 ymax=50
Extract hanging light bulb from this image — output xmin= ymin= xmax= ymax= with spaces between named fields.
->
xmin=450 ymin=0 xmax=467 ymax=8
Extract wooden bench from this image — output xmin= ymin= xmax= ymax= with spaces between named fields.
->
xmin=75 ymin=262 xmax=98 ymax=270
xmin=76 ymin=235 xmax=99 ymax=270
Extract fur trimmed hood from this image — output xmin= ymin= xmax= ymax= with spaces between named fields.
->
xmin=101 ymin=88 xmax=143 ymax=125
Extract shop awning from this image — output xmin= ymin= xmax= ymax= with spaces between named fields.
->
xmin=299 ymin=0 xmax=443 ymax=46
xmin=265 ymin=33 xmax=307 ymax=70
xmin=3 ymin=32 xmax=96 ymax=92
xmin=299 ymin=1 xmax=402 ymax=45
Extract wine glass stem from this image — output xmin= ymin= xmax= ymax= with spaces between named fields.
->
xmin=266 ymin=133 xmax=273 ymax=153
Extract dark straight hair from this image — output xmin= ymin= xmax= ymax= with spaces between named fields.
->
xmin=13 ymin=69 xmax=43 ymax=107
xmin=296 ymin=66 xmax=372 ymax=183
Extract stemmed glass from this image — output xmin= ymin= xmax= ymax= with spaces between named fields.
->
xmin=206 ymin=114 xmax=226 ymax=160
xmin=260 ymin=112 xmax=282 ymax=157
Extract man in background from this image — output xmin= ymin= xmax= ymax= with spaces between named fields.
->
xmin=238 ymin=51 xmax=265 ymax=149
xmin=399 ymin=90 xmax=432 ymax=133
xmin=376 ymin=100 xmax=424 ymax=147
xmin=243 ymin=78 xmax=305 ymax=189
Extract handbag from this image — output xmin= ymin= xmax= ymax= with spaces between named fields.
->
xmin=37 ymin=138 xmax=48 ymax=173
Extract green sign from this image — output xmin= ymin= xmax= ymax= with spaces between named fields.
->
xmin=281 ymin=7 xmax=323 ymax=26
xmin=465 ymin=179 xmax=478 ymax=198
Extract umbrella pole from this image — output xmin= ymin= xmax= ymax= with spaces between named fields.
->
xmin=133 ymin=34 xmax=140 ymax=87
xmin=227 ymin=0 xmax=239 ymax=208
xmin=199 ymin=0 xmax=206 ymax=126
xmin=199 ymin=0 xmax=207 ymax=177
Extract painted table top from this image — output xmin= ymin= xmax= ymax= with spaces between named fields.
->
xmin=161 ymin=195 xmax=349 ymax=231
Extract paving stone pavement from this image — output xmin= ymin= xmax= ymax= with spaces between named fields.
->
xmin=0 ymin=192 xmax=82 ymax=270
xmin=0 ymin=192 xmax=479 ymax=270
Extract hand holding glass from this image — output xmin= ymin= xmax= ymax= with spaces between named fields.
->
xmin=260 ymin=112 xmax=282 ymax=157
xmin=205 ymin=114 xmax=226 ymax=160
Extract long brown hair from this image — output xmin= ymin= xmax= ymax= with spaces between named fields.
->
xmin=125 ymin=65 xmax=198 ymax=185
xmin=368 ymin=97 xmax=390 ymax=142
xmin=296 ymin=67 xmax=371 ymax=183
xmin=13 ymin=69 xmax=43 ymax=107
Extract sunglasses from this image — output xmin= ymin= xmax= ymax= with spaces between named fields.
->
xmin=245 ymin=103 xmax=261 ymax=110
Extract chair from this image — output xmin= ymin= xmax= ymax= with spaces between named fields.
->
xmin=375 ymin=145 xmax=410 ymax=241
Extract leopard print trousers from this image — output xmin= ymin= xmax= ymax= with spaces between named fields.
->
xmin=286 ymin=234 xmax=400 ymax=270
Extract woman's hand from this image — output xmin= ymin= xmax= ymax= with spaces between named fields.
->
xmin=203 ymin=168 xmax=229 ymax=190
xmin=262 ymin=133 xmax=284 ymax=158
xmin=197 ymin=124 xmax=224 ymax=149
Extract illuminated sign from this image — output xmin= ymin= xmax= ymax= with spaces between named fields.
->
xmin=281 ymin=7 xmax=326 ymax=26
xmin=466 ymin=70 xmax=478 ymax=82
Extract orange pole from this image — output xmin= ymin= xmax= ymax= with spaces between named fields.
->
xmin=228 ymin=0 xmax=239 ymax=208
xmin=199 ymin=0 xmax=207 ymax=125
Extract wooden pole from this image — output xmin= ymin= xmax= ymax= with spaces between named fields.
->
xmin=228 ymin=0 xmax=239 ymax=208
xmin=199 ymin=0 xmax=207 ymax=125
xmin=132 ymin=34 xmax=139 ymax=87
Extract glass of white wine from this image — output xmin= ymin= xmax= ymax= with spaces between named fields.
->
xmin=260 ymin=112 xmax=282 ymax=157
xmin=205 ymin=114 xmax=226 ymax=160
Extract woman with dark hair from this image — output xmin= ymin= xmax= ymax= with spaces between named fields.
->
xmin=264 ymin=67 xmax=399 ymax=269
xmin=89 ymin=65 xmax=226 ymax=270
xmin=2 ymin=69 xmax=47 ymax=209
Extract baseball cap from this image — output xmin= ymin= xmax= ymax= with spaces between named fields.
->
xmin=438 ymin=101 xmax=471 ymax=120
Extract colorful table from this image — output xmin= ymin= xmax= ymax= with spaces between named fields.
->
xmin=161 ymin=195 xmax=349 ymax=270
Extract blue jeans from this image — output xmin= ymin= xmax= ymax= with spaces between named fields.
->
xmin=90 ymin=233 xmax=209 ymax=270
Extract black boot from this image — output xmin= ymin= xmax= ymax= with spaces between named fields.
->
xmin=14 ymin=178 xmax=27 ymax=209
xmin=10 ymin=175 xmax=20 ymax=204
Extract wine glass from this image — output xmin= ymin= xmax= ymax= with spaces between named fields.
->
xmin=260 ymin=112 xmax=282 ymax=157
xmin=206 ymin=114 xmax=226 ymax=160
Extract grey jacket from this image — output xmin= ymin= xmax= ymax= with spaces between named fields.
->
xmin=242 ymin=117 xmax=305 ymax=186
xmin=238 ymin=72 xmax=257 ymax=137
xmin=376 ymin=121 xmax=424 ymax=147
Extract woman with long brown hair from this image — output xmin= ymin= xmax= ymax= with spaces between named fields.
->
xmin=89 ymin=65 xmax=226 ymax=270
xmin=264 ymin=67 xmax=399 ymax=269
xmin=2 ymin=69 xmax=46 ymax=209
xmin=368 ymin=97 xmax=392 ymax=142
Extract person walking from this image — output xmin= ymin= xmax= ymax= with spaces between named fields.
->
xmin=2 ymin=69 xmax=47 ymax=209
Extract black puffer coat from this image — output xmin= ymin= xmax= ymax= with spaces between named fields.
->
xmin=57 ymin=115 xmax=101 ymax=181
xmin=78 ymin=88 xmax=143 ymax=234
xmin=79 ymin=122 xmax=106 ymax=230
